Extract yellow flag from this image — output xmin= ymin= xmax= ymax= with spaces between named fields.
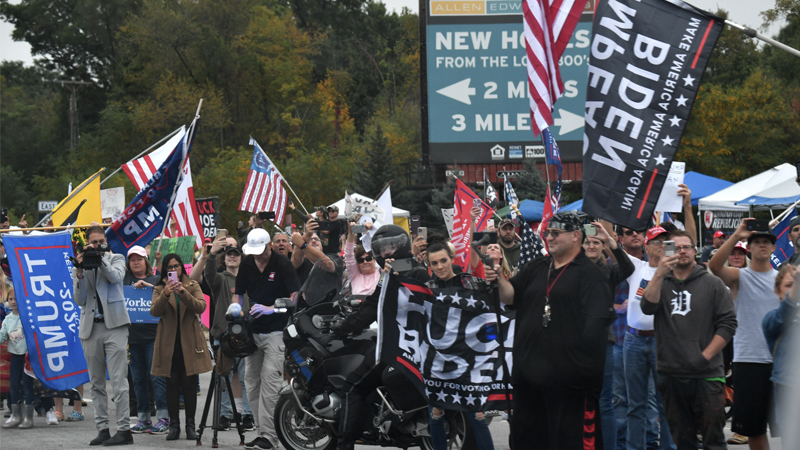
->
xmin=51 ymin=169 xmax=105 ymax=227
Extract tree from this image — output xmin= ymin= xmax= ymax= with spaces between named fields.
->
xmin=514 ymin=161 xmax=549 ymax=202
xmin=678 ymin=70 xmax=800 ymax=181
xmin=702 ymin=9 xmax=762 ymax=87
xmin=355 ymin=125 xmax=394 ymax=198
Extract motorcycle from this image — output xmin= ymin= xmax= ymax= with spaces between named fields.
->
xmin=273 ymin=259 xmax=466 ymax=450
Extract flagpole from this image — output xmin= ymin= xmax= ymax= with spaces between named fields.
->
xmin=250 ymin=137 xmax=310 ymax=217
xmin=374 ymin=180 xmax=393 ymax=202
xmin=0 ymin=224 xmax=112 ymax=234
xmin=100 ymin=126 xmax=184 ymax=186
xmin=156 ymin=100 xmax=203 ymax=254
xmin=725 ymin=20 xmax=800 ymax=59
xmin=450 ymin=173 xmax=522 ymax=240
xmin=771 ymin=199 xmax=800 ymax=227
xmin=33 ymin=168 xmax=106 ymax=228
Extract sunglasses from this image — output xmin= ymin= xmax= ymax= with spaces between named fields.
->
xmin=541 ymin=230 xmax=565 ymax=238
xmin=623 ymin=230 xmax=644 ymax=236
xmin=357 ymin=255 xmax=374 ymax=264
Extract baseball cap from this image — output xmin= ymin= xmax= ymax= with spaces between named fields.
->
xmin=328 ymin=205 xmax=339 ymax=212
xmin=713 ymin=231 xmax=726 ymax=239
xmin=225 ymin=244 xmax=243 ymax=256
xmin=732 ymin=241 xmax=747 ymax=253
xmin=644 ymin=226 xmax=669 ymax=245
xmin=243 ymin=228 xmax=270 ymax=255
xmin=499 ymin=218 xmax=517 ymax=228
xmin=127 ymin=245 xmax=148 ymax=259
xmin=790 ymin=216 xmax=800 ymax=230
xmin=747 ymin=230 xmax=776 ymax=245
xmin=548 ymin=211 xmax=583 ymax=232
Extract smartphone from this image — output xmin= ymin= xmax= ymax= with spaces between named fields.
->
xmin=217 ymin=229 xmax=228 ymax=238
xmin=205 ymin=245 xmax=212 ymax=254
xmin=390 ymin=258 xmax=414 ymax=272
xmin=473 ymin=198 xmax=482 ymax=208
xmin=746 ymin=219 xmax=770 ymax=232
xmin=350 ymin=224 xmax=366 ymax=234
xmin=258 ymin=211 xmax=276 ymax=221
xmin=315 ymin=220 xmax=335 ymax=232
xmin=488 ymin=219 xmax=495 ymax=229
xmin=410 ymin=215 xmax=421 ymax=236
xmin=167 ymin=271 xmax=179 ymax=284
xmin=664 ymin=240 xmax=676 ymax=257
xmin=584 ymin=224 xmax=597 ymax=236
xmin=418 ymin=227 xmax=428 ymax=240
xmin=472 ymin=231 xmax=498 ymax=245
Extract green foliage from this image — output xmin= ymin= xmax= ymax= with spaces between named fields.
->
xmin=514 ymin=161 xmax=548 ymax=203
xmin=702 ymin=9 xmax=762 ymax=87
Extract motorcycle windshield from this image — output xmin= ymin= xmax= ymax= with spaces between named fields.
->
xmin=299 ymin=257 xmax=346 ymax=306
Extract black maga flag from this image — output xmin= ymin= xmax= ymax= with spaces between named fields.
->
xmin=582 ymin=0 xmax=722 ymax=230
xmin=378 ymin=275 xmax=514 ymax=412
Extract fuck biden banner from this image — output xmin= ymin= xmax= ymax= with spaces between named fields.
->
xmin=582 ymin=0 xmax=722 ymax=230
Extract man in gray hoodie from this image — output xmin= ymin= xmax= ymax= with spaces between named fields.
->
xmin=641 ymin=229 xmax=737 ymax=450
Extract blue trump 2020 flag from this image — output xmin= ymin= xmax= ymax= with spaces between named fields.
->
xmin=3 ymin=232 xmax=90 ymax=391
xmin=106 ymin=117 xmax=199 ymax=255
xmin=771 ymin=208 xmax=798 ymax=268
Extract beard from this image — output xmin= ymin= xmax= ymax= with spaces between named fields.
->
xmin=500 ymin=233 xmax=514 ymax=245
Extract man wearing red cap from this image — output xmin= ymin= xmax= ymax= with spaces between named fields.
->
xmin=622 ymin=226 xmax=675 ymax=450
xmin=700 ymin=231 xmax=727 ymax=263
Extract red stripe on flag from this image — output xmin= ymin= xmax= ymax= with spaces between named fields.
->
xmin=402 ymin=283 xmax=434 ymax=296
xmin=33 ymin=333 xmax=88 ymax=381
xmin=637 ymin=169 xmax=659 ymax=219
xmin=396 ymin=356 xmax=423 ymax=382
xmin=692 ymin=21 xmax=715 ymax=69
xmin=487 ymin=394 xmax=512 ymax=401
xmin=144 ymin=155 xmax=158 ymax=174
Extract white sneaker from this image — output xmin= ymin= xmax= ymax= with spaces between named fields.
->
xmin=46 ymin=408 xmax=58 ymax=425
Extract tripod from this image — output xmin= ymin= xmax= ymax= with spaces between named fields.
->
xmin=197 ymin=347 xmax=246 ymax=447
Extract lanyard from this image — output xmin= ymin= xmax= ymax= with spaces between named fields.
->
xmin=543 ymin=260 xmax=571 ymax=327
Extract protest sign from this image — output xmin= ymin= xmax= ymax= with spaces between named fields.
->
xmin=3 ymin=232 xmax=90 ymax=391
xmin=441 ymin=208 xmax=454 ymax=238
xmin=150 ymin=236 xmax=196 ymax=267
xmin=654 ymin=162 xmax=686 ymax=213
xmin=100 ymin=187 xmax=126 ymax=220
xmin=195 ymin=196 xmax=221 ymax=238
xmin=124 ymin=286 xmax=158 ymax=324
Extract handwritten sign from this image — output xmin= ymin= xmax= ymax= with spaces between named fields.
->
xmin=100 ymin=187 xmax=126 ymax=220
xmin=150 ymin=236 xmax=196 ymax=267
xmin=442 ymin=208 xmax=454 ymax=238
xmin=125 ymin=286 xmax=158 ymax=324
xmin=195 ymin=197 xmax=220 ymax=238
xmin=654 ymin=162 xmax=686 ymax=213
xmin=351 ymin=197 xmax=385 ymax=222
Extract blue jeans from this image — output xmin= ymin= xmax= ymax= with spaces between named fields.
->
xmin=601 ymin=343 xmax=617 ymax=450
xmin=624 ymin=333 xmax=675 ymax=450
xmin=429 ymin=406 xmax=494 ymax=450
xmin=129 ymin=340 xmax=168 ymax=422
xmin=613 ymin=344 xmax=627 ymax=450
xmin=10 ymin=354 xmax=35 ymax=405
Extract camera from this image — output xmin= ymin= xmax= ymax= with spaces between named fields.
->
xmin=314 ymin=206 xmax=330 ymax=222
xmin=75 ymin=243 xmax=110 ymax=269
xmin=220 ymin=303 xmax=256 ymax=357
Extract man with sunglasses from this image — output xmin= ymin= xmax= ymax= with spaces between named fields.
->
xmin=621 ymin=226 xmax=676 ymax=450
xmin=487 ymin=211 xmax=616 ymax=450
xmin=642 ymin=230 xmax=737 ymax=449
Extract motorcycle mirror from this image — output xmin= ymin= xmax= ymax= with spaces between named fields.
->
xmin=274 ymin=298 xmax=294 ymax=314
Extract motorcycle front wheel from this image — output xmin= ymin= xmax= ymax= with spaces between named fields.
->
xmin=419 ymin=411 xmax=466 ymax=450
xmin=275 ymin=395 xmax=337 ymax=450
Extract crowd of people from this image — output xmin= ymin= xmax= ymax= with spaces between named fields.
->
xmin=0 ymin=193 xmax=799 ymax=450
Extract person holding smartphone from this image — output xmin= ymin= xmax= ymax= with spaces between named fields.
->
xmin=150 ymin=253 xmax=212 ymax=441
xmin=343 ymin=221 xmax=380 ymax=295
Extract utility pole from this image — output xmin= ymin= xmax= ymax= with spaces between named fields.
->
xmin=46 ymin=79 xmax=93 ymax=150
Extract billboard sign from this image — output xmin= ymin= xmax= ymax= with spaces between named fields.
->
xmin=425 ymin=0 xmax=593 ymax=164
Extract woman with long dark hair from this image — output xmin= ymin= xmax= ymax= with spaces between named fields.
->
xmin=150 ymin=253 xmax=212 ymax=441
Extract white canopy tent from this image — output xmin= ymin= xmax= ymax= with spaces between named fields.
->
xmin=698 ymin=163 xmax=799 ymax=212
xmin=329 ymin=193 xmax=410 ymax=219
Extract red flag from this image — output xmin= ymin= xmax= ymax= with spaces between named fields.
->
xmin=453 ymin=180 xmax=493 ymax=270
xmin=539 ymin=186 xmax=555 ymax=234
xmin=524 ymin=0 xmax=588 ymax=136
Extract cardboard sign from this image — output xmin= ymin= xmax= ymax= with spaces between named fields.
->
xmin=654 ymin=162 xmax=686 ymax=213
xmin=195 ymin=196 xmax=221 ymax=238
xmin=100 ymin=187 xmax=126 ymax=220
xmin=150 ymin=236 xmax=196 ymax=267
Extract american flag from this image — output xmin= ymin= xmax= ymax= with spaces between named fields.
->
xmin=121 ymin=127 xmax=204 ymax=249
xmin=239 ymin=139 xmax=287 ymax=225
xmin=542 ymin=128 xmax=563 ymax=210
xmin=504 ymin=174 xmax=519 ymax=208
xmin=523 ymin=0 xmax=587 ymax=136
xmin=519 ymin=220 xmax=548 ymax=268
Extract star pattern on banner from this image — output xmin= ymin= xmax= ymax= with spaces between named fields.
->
xmin=465 ymin=394 xmax=477 ymax=405
xmin=661 ymin=136 xmax=674 ymax=147
xmin=480 ymin=394 xmax=488 ymax=405
xmin=519 ymin=221 xmax=547 ymax=268
xmin=682 ymin=74 xmax=695 ymax=86
xmin=450 ymin=292 xmax=462 ymax=305
xmin=676 ymin=95 xmax=688 ymax=107
xmin=436 ymin=391 xmax=448 ymax=402
xmin=436 ymin=293 xmax=447 ymax=303
xmin=451 ymin=392 xmax=463 ymax=404
xmin=654 ymin=154 xmax=667 ymax=166
xmin=465 ymin=296 xmax=478 ymax=308
xmin=669 ymin=115 xmax=681 ymax=127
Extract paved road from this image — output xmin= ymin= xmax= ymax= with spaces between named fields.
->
xmin=0 ymin=372 xmax=783 ymax=449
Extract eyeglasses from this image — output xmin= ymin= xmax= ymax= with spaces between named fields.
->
xmin=541 ymin=230 xmax=565 ymax=238
xmin=584 ymin=240 xmax=602 ymax=247
xmin=676 ymin=245 xmax=695 ymax=252
xmin=647 ymin=240 xmax=664 ymax=246
xmin=310 ymin=237 xmax=321 ymax=242
xmin=357 ymin=255 xmax=374 ymax=264
xmin=623 ymin=230 xmax=643 ymax=236
xmin=167 ymin=264 xmax=182 ymax=270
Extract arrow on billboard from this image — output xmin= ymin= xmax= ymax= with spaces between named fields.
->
xmin=553 ymin=109 xmax=584 ymax=135
xmin=436 ymin=79 xmax=476 ymax=105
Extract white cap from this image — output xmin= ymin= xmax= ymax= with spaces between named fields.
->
xmin=243 ymin=228 xmax=270 ymax=255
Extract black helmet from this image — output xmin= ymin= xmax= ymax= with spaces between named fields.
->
xmin=371 ymin=224 xmax=412 ymax=268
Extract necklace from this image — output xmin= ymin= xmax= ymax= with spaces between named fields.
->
xmin=543 ymin=260 xmax=571 ymax=327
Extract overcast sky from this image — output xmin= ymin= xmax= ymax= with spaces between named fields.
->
xmin=0 ymin=0 xmax=787 ymax=66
